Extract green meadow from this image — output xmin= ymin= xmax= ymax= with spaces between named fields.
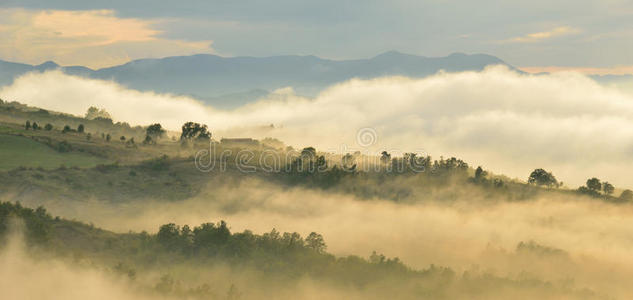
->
xmin=0 ymin=134 xmax=108 ymax=170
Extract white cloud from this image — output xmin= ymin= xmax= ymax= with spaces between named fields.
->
xmin=3 ymin=67 xmax=633 ymax=187
xmin=507 ymin=26 xmax=580 ymax=43
xmin=0 ymin=9 xmax=213 ymax=68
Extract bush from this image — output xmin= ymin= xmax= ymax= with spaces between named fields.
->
xmin=619 ymin=189 xmax=633 ymax=202
xmin=125 ymin=138 xmax=137 ymax=148
xmin=527 ymin=168 xmax=559 ymax=187
xmin=141 ymin=155 xmax=170 ymax=171
xmin=56 ymin=141 xmax=72 ymax=153
xmin=577 ymin=186 xmax=601 ymax=198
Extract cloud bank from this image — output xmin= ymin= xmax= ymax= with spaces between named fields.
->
xmin=3 ymin=67 xmax=633 ymax=186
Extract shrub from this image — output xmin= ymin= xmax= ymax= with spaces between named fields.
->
xmin=56 ymin=141 xmax=72 ymax=153
xmin=141 ymin=155 xmax=170 ymax=171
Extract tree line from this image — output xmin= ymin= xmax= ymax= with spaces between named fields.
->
xmin=527 ymin=168 xmax=631 ymax=202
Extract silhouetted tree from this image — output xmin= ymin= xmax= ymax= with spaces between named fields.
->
xmin=143 ymin=135 xmax=153 ymax=145
xmin=305 ymin=232 xmax=327 ymax=253
xmin=404 ymin=153 xmax=417 ymax=168
xmin=31 ymin=122 xmax=39 ymax=130
xmin=106 ymin=134 xmax=111 ymax=142
xmin=342 ymin=153 xmax=356 ymax=170
xmin=120 ymin=136 xmax=126 ymax=142
xmin=180 ymin=122 xmax=211 ymax=141
xmin=475 ymin=166 xmax=488 ymax=182
xmin=586 ymin=178 xmax=601 ymax=192
xmin=404 ymin=153 xmax=434 ymax=173
xmin=316 ymin=155 xmax=327 ymax=170
xmin=25 ymin=120 xmax=31 ymax=130
xmin=602 ymin=181 xmax=614 ymax=196
xmin=85 ymin=106 xmax=111 ymax=120
xmin=77 ymin=124 xmax=85 ymax=133
xmin=193 ymin=221 xmax=230 ymax=250
xmin=62 ymin=125 xmax=71 ymax=133
xmin=380 ymin=151 xmax=392 ymax=166
xmin=146 ymin=123 xmax=165 ymax=138
xmin=528 ymin=168 xmax=559 ymax=187
xmin=44 ymin=123 xmax=53 ymax=131
xmin=301 ymin=147 xmax=317 ymax=161
xmin=145 ymin=123 xmax=166 ymax=145
xmin=157 ymin=223 xmax=181 ymax=250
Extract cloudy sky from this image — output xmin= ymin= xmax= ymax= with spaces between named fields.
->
xmin=1 ymin=0 xmax=632 ymax=70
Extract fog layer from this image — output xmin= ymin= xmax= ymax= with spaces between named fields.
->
xmin=2 ymin=68 xmax=633 ymax=185
xmin=19 ymin=178 xmax=633 ymax=298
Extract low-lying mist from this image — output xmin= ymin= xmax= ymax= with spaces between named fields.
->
xmin=0 ymin=219 xmax=407 ymax=300
xmin=0 ymin=220 xmax=156 ymax=300
xmin=3 ymin=68 xmax=633 ymax=186
xmin=17 ymin=178 xmax=633 ymax=298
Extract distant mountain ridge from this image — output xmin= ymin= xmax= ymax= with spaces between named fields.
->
xmin=0 ymin=51 xmax=511 ymax=108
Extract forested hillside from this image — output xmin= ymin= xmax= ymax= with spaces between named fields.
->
xmin=0 ymin=99 xmax=630 ymax=299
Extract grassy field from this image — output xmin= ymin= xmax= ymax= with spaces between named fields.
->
xmin=0 ymin=134 xmax=108 ymax=170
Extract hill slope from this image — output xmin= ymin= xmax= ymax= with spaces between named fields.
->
xmin=0 ymin=134 xmax=107 ymax=171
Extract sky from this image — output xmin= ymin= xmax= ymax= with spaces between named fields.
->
xmin=1 ymin=0 xmax=633 ymax=71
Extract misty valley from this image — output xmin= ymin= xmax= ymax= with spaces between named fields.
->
xmin=1 ymin=97 xmax=633 ymax=300
xmin=3 ymin=1 xmax=633 ymax=299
